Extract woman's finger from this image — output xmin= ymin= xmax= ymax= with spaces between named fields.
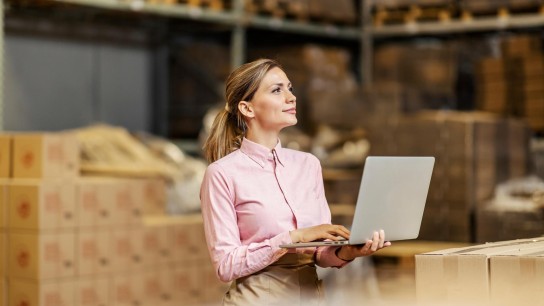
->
xmin=371 ymin=231 xmax=380 ymax=251
xmin=378 ymin=229 xmax=385 ymax=249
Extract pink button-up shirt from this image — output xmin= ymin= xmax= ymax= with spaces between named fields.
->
xmin=200 ymin=138 xmax=350 ymax=283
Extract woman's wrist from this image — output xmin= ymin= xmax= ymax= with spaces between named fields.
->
xmin=335 ymin=247 xmax=354 ymax=261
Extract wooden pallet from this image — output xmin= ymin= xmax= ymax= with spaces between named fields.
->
xmin=460 ymin=0 xmax=544 ymax=20
xmin=373 ymin=5 xmax=453 ymax=26
xmin=148 ymin=0 xmax=225 ymax=10
xmin=246 ymin=0 xmax=309 ymax=21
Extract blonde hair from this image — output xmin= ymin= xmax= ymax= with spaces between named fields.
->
xmin=203 ymin=59 xmax=281 ymax=163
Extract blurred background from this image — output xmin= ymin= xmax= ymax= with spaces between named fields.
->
xmin=1 ymin=0 xmax=544 ymax=305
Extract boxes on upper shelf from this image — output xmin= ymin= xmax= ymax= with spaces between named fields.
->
xmin=0 ymin=135 xmax=11 ymax=179
xmin=8 ymin=230 xmax=76 ymax=279
xmin=7 ymin=180 xmax=76 ymax=230
xmin=12 ymin=132 xmax=79 ymax=179
xmin=8 ymin=278 xmax=75 ymax=306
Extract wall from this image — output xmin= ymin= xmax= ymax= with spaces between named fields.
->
xmin=4 ymin=34 xmax=152 ymax=132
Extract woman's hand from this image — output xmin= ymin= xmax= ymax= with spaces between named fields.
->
xmin=336 ymin=229 xmax=391 ymax=261
xmin=290 ymin=224 xmax=350 ymax=243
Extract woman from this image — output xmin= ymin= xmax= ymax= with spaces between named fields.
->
xmin=200 ymin=59 xmax=391 ymax=305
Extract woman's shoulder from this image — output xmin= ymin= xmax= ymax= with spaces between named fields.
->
xmin=206 ymin=149 xmax=244 ymax=172
xmin=281 ymin=148 xmax=321 ymax=166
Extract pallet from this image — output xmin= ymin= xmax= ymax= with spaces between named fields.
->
xmin=245 ymin=0 xmax=309 ymax=21
xmin=148 ymin=0 xmax=225 ymax=10
xmin=373 ymin=5 xmax=454 ymax=26
xmin=460 ymin=0 xmax=544 ymax=20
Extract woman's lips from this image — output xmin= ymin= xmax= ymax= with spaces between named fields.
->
xmin=283 ymin=108 xmax=296 ymax=114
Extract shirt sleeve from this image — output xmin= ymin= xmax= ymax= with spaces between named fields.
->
xmin=200 ymin=162 xmax=291 ymax=283
xmin=310 ymin=155 xmax=353 ymax=268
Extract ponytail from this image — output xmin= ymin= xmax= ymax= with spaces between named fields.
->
xmin=203 ymin=109 xmax=245 ymax=163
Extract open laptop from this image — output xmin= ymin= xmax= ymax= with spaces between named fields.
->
xmin=280 ymin=156 xmax=435 ymax=248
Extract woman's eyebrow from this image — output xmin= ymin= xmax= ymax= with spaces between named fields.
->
xmin=268 ymin=82 xmax=292 ymax=88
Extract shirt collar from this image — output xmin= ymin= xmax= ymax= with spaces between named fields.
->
xmin=240 ymin=137 xmax=285 ymax=168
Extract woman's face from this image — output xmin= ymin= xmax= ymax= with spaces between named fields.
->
xmin=243 ymin=67 xmax=297 ymax=132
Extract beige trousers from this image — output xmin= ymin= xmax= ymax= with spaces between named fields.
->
xmin=222 ymin=253 xmax=325 ymax=306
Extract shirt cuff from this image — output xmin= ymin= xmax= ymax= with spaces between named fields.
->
xmin=316 ymin=246 xmax=353 ymax=268
xmin=268 ymin=231 xmax=292 ymax=261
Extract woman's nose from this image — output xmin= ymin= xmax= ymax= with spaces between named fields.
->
xmin=287 ymin=91 xmax=296 ymax=103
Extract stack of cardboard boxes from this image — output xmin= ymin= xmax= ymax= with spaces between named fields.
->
xmin=0 ymin=132 xmax=225 ymax=306
xmin=416 ymin=237 xmax=544 ymax=305
xmin=476 ymin=35 xmax=544 ymax=133
xmin=367 ymin=111 xmax=531 ymax=242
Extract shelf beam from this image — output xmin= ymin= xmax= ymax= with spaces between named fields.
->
xmin=54 ymin=0 xmax=237 ymax=25
xmin=53 ymin=0 xmax=360 ymax=40
xmin=371 ymin=14 xmax=544 ymax=37
xmin=246 ymin=16 xmax=359 ymax=40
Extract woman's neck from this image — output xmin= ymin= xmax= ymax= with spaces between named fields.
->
xmin=245 ymin=130 xmax=279 ymax=150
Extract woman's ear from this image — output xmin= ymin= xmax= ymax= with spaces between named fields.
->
xmin=238 ymin=101 xmax=255 ymax=118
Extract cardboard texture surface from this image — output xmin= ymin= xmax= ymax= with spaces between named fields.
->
xmin=416 ymin=237 xmax=544 ymax=305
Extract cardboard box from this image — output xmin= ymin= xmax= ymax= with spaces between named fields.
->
xmin=0 ymin=230 xmax=4 ymax=277
xmin=141 ymin=178 xmax=167 ymax=216
xmin=8 ymin=180 xmax=76 ymax=230
xmin=110 ymin=273 xmax=145 ymax=306
xmin=169 ymin=215 xmax=207 ymax=262
xmin=12 ymin=133 xmax=79 ymax=179
xmin=0 ymin=277 xmax=4 ymax=306
xmin=143 ymin=214 xmax=207 ymax=263
xmin=8 ymin=278 xmax=75 ymax=306
xmin=105 ymin=179 xmax=142 ymax=226
xmin=416 ymin=237 xmax=544 ymax=305
xmin=0 ymin=135 xmax=11 ymax=179
xmin=166 ymin=264 xmax=201 ymax=306
xmin=76 ymin=229 xmax=110 ymax=276
xmin=8 ymin=231 xmax=76 ymax=279
xmin=490 ymin=246 xmax=544 ymax=306
xmin=0 ymin=183 xmax=6 ymax=229
xmin=75 ymin=277 xmax=109 ymax=306
xmin=76 ymin=178 xmax=113 ymax=228
xmin=110 ymin=227 xmax=145 ymax=273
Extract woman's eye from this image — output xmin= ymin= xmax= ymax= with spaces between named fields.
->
xmin=289 ymin=87 xmax=294 ymax=92
xmin=272 ymin=88 xmax=281 ymax=93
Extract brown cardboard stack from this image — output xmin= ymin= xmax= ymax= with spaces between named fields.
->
xmin=476 ymin=35 xmax=544 ymax=132
xmin=0 ymin=132 xmax=225 ymax=305
xmin=368 ymin=111 xmax=530 ymax=242
xmin=416 ymin=237 xmax=544 ymax=306
xmin=476 ymin=207 xmax=544 ymax=243
xmin=373 ymin=43 xmax=458 ymax=112
xmin=475 ymin=57 xmax=509 ymax=114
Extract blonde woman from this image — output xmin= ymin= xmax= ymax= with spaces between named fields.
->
xmin=200 ymin=59 xmax=390 ymax=305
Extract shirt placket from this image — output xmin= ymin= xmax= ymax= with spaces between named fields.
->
xmin=270 ymin=149 xmax=298 ymax=228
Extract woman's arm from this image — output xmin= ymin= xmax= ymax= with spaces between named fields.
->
xmin=200 ymin=163 xmax=291 ymax=283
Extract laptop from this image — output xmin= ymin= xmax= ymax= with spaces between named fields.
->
xmin=280 ymin=156 xmax=435 ymax=248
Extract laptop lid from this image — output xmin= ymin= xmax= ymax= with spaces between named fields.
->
xmin=348 ymin=156 xmax=435 ymax=244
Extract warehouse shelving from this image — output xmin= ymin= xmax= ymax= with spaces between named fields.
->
xmin=370 ymin=13 xmax=544 ymax=37
xmin=3 ymin=0 xmax=544 ymax=132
